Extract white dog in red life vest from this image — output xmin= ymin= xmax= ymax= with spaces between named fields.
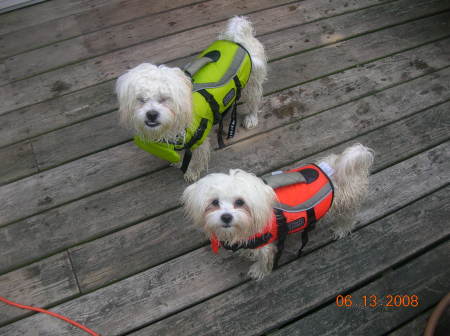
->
xmin=182 ymin=144 xmax=374 ymax=280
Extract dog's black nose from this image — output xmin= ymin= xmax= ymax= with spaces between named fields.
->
xmin=146 ymin=110 xmax=159 ymax=122
xmin=221 ymin=213 xmax=233 ymax=224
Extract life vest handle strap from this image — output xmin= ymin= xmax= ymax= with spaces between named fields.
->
xmin=262 ymin=172 xmax=307 ymax=189
xmin=184 ymin=55 xmax=216 ymax=78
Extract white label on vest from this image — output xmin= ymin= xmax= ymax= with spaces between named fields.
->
xmin=318 ymin=162 xmax=335 ymax=177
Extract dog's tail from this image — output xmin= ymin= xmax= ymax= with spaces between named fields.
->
xmin=220 ymin=16 xmax=267 ymax=70
xmin=222 ymin=16 xmax=255 ymax=43
xmin=320 ymin=144 xmax=374 ymax=238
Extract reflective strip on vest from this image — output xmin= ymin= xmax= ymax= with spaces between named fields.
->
xmin=274 ymin=183 xmax=333 ymax=212
xmin=192 ymin=46 xmax=249 ymax=91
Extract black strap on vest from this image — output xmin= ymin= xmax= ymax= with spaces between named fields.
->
xmin=227 ymin=76 xmax=242 ymax=139
xmin=217 ymin=75 xmax=242 ymax=147
xmin=219 ymin=207 xmax=316 ymax=268
xmin=197 ymin=89 xmax=221 ymax=124
xmin=180 ymin=149 xmax=192 ymax=173
xmin=220 ymin=232 xmax=273 ymax=252
xmin=197 ymin=88 xmax=227 ymax=149
xmin=273 ymin=209 xmax=288 ymax=269
xmin=297 ymin=208 xmax=317 ymax=257
xmin=176 ymin=118 xmax=209 ymax=173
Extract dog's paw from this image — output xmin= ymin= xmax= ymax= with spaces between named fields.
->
xmin=332 ymin=227 xmax=352 ymax=240
xmin=184 ymin=170 xmax=201 ymax=182
xmin=243 ymin=114 xmax=259 ymax=129
xmin=248 ymin=262 xmax=269 ymax=281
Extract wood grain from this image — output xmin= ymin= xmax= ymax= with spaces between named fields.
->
xmin=272 ymin=240 xmax=450 ymax=336
xmin=0 ymin=140 xmax=36 ymax=186
xmin=0 ymin=0 xmax=295 ymax=80
xmin=0 ymin=81 xmax=116 ymax=148
xmin=6 ymin=0 xmax=445 ymax=114
xmin=0 ymin=252 xmax=79 ymax=326
xmin=0 ymin=141 xmax=168 ymax=227
xmin=0 ymin=0 xmax=115 ymax=35
xmin=0 ymin=0 xmax=206 ymax=58
xmin=7 ymin=0 xmax=447 ymax=83
xmin=387 ymin=308 xmax=450 ymax=336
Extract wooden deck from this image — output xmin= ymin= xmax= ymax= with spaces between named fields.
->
xmin=0 ymin=0 xmax=449 ymax=335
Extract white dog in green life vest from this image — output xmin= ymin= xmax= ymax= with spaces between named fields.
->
xmin=116 ymin=16 xmax=267 ymax=181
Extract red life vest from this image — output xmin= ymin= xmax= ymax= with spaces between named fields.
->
xmin=210 ymin=164 xmax=334 ymax=261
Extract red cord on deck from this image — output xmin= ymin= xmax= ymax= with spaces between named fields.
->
xmin=0 ymin=296 xmax=100 ymax=336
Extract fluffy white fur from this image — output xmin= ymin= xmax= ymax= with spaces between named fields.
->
xmin=116 ymin=16 xmax=267 ymax=181
xmin=182 ymin=144 xmax=374 ymax=280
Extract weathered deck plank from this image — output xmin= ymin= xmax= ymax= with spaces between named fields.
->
xmin=5 ymin=0 xmax=446 ymax=84
xmin=271 ymin=240 xmax=450 ymax=336
xmin=0 ymin=67 xmax=448 ymax=274
xmin=69 ymin=101 xmax=450 ymax=292
xmin=0 ymin=81 xmax=116 ymax=148
xmin=388 ymin=307 xmax=450 ymax=336
xmin=1 ymin=1 xmax=448 ymax=181
xmin=0 ymin=0 xmax=115 ymax=35
xmin=0 ymin=0 xmax=297 ymax=82
xmin=3 ymin=2 xmax=449 ymax=115
xmin=0 ymin=0 xmax=206 ymax=58
xmin=1 ymin=175 xmax=447 ymax=336
xmin=387 ymin=310 xmax=432 ymax=336
xmin=0 ymin=0 xmax=428 ymax=148
xmin=129 ymin=185 xmax=450 ymax=336
xmin=0 ymin=252 xmax=79 ymax=326
xmin=0 ymin=140 xmax=35 ymax=186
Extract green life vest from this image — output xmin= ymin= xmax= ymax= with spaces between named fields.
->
xmin=133 ymin=40 xmax=252 ymax=172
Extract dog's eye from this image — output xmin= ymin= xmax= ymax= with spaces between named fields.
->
xmin=211 ymin=199 xmax=220 ymax=206
xmin=137 ymin=97 xmax=146 ymax=103
xmin=158 ymin=97 xmax=168 ymax=103
xmin=235 ymin=199 xmax=245 ymax=207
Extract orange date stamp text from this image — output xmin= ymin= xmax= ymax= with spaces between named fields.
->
xmin=335 ymin=294 xmax=419 ymax=308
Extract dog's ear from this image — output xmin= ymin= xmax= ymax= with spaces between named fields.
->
xmin=169 ymin=67 xmax=193 ymax=121
xmin=115 ymin=70 xmax=136 ymax=126
xmin=181 ymin=182 xmax=202 ymax=225
xmin=230 ymin=169 xmax=277 ymax=231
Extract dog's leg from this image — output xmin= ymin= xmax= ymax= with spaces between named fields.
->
xmin=248 ymin=244 xmax=277 ymax=280
xmin=332 ymin=210 xmax=358 ymax=239
xmin=319 ymin=144 xmax=374 ymax=239
xmin=184 ymin=138 xmax=211 ymax=182
xmin=241 ymin=59 xmax=266 ymax=129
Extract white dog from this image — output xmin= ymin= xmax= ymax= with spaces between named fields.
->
xmin=182 ymin=144 xmax=374 ymax=280
xmin=116 ymin=16 xmax=267 ymax=181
